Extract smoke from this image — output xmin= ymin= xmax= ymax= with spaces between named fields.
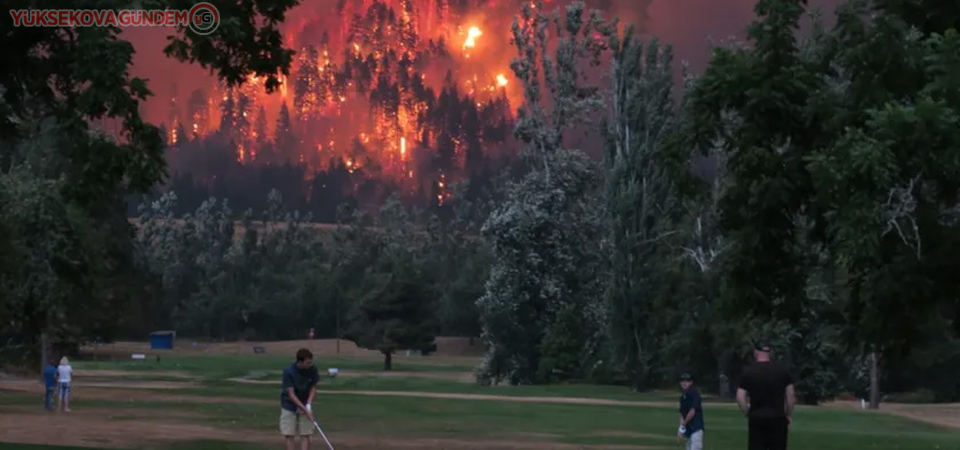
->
xmin=127 ymin=0 xmax=840 ymax=127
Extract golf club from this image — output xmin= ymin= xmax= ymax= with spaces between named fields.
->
xmin=312 ymin=419 xmax=335 ymax=450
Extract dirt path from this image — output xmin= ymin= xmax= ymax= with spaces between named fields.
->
xmin=320 ymin=390 xmax=688 ymax=407
xmin=824 ymin=400 xmax=960 ymax=430
xmin=73 ymin=369 xmax=195 ymax=379
xmin=0 ymin=408 xmax=666 ymax=450
xmin=0 ymin=378 xmax=705 ymax=409
xmin=231 ymin=369 xmax=476 ymax=383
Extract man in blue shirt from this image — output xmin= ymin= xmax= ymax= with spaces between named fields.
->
xmin=678 ymin=373 xmax=705 ymax=450
xmin=42 ymin=360 xmax=57 ymax=411
xmin=280 ymin=348 xmax=320 ymax=450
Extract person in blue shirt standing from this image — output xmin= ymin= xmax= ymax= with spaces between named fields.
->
xmin=280 ymin=348 xmax=320 ymax=450
xmin=678 ymin=373 xmax=705 ymax=450
xmin=42 ymin=360 xmax=57 ymax=411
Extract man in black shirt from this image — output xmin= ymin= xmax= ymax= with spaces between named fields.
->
xmin=736 ymin=343 xmax=796 ymax=450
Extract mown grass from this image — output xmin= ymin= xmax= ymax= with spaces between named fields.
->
xmin=40 ymin=353 xmax=960 ymax=449
xmin=74 ymin=352 xmax=694 ymax=402
xmin=73 ymin=353 xmax=475 ymax=379
xmin=210 ymin=375 xmax=685 ymax=403
xmin=3 ymin=389 xmax=959 ymax=450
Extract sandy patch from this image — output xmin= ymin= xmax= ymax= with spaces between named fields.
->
xmin=231 ymin=369 xmax=475 ymax=384
xmin=0 ymin=380 xmax=271 ymax=405
xmin=0 ymin=411 xmax=256 ymax=449
xmin=316 ymin=390 xmax=690 ymax=408
xmin=74 ymin=369 xmax=195 ymax=379
xmin=0 ymin=378 xmax=700 ymax=409
xmin=340 ymin=370 xmax=476 ymax=382
xmin=82 ymin=337 xmax=485 ymax=360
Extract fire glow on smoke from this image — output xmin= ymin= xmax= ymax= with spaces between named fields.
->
xmin=160 ymin=0 xmax=572 ymax=199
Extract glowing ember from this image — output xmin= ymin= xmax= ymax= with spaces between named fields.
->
xmin=464 ymin=26 xmax=482 ymax=48
xmin=400 ymin=137 xmax=406 ymax=156
xmin=496 ymin=74 xmax=508 ymax=86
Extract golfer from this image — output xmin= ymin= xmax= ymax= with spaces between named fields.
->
xmin=280 ymin=348 xmax=320 ymax=450
xmin=736 ymin=343 xmax=796 ymax=450
xmin=56 ymin=356 xmax=73 ymax=412
xmin=678 ymin=373 xmax=705 ymax=450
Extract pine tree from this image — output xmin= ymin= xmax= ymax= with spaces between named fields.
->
xmin=186 ymin=89 xmax=208 ymax=139
xmin=218 ymin=84 xmax=236 ymax=135
xmin=293 ymin=46 xmax=321 ymax=121
xmin=318 ymin=33 xmax=338 ymax=106
xmin=252 ymin=105 xmax=269 ymax=161
xmin=274 ymin=102 xmax=296 ymax=161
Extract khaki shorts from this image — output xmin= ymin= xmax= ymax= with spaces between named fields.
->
xmin=686 ymin=430 xmax=703 ymax=450
xmin=279 ymin=408 xmax=314 ymax=436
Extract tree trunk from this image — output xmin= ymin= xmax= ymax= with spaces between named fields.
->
xmin=40 ymin=332 xmax=49 ymax=376
xmin=718 ymin=362 xmax=731 ymax=400
xmin=383 ymin=350 xmax=393 ymax=371
xmin=335 ymin=297 xmax=341 ymax=355
xmin=869 ymin=350 xmax=881 ymax=409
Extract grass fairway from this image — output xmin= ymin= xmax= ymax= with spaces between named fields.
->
xmin=2 ymin=392 xmax=959 ymax=450
xmin=2 ymin=341 xmax=959 ymax=449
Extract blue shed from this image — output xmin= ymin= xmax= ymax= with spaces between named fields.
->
xmin=149 ymin=331 xmax=176 ymax=350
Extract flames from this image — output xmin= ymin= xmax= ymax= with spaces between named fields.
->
xmin=464 ymin=26 xmax=482 ymax=48
xmin=164 ymin=0 xmax=526 ymax=199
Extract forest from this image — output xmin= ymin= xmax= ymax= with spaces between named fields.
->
xmin=2 ymin=0 xmax=960 ymax=410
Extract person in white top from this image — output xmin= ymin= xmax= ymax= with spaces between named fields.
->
xmin=56 ymin=356 xmax=73 ymax=412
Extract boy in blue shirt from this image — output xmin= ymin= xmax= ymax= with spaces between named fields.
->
xmin=280 ymin=348 xmax=320 ymax=450
xmin=42 ymin=360 xmax=57 ymax=411
xmin=678 ymin=373 xmax=705 ymax=450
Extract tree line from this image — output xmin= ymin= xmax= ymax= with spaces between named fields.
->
xmin=3 ymin=0 xmax=960 ymax=407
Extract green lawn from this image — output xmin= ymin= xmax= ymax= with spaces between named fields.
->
xmin=3 ymin=388 xmax=959 ymax=450
xmin=17 ymin=354 xmax=953 ymax=449
xmin=74 ymin=353 xmax=690 ymax=402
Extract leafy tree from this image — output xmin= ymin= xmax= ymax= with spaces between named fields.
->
xmin=689 ymin=0 xmax=960 ymax=405
xmin=342 ymin=197 xmax=440 ymax=370
xmin=477 ymin=1 xmax=609 ymax=385
xmin=0 ymin=0 xmax=298 ymax=360
xmin=344 ymin=263 xmax=438 ymax=370
xmin=603 ymin=26 xmax=683 ymax=390
xmin=802 ymin=0 xmax=960 ymax=406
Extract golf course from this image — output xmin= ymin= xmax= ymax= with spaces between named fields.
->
xmin=1 ymin=338 xmax=958 ymax=450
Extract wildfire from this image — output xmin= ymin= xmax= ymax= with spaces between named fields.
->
xmin=165 ymin=0 xmax=525 ymax=202
xmin=464 ymin=26 xmax=482 ymax=49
